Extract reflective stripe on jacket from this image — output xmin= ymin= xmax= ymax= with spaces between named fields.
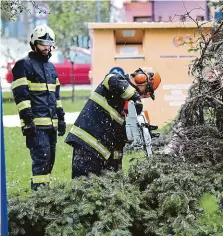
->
xmin=65 ymin=73 xmax=142 ymax=160
xmin=12 ymin=51 xmax=64 ymax=129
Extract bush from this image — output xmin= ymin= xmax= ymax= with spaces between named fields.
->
xmin=8 ymin=154 xmax=223 ymax=236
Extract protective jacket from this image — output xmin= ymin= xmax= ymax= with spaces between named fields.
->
xmin=12 ymin=51 xmax=65 ymax=129
xmin=65 ymin=73 xmax=142 ymax=160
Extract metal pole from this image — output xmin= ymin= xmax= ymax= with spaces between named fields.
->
xmin=71 ymin=61 xmax=75 ymax=102
xmin=1 ymin=88 xmax=8 ymax=236
xmin=96 ymin=0 xmax=101 ymax=22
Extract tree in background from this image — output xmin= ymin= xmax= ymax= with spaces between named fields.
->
xmin=1 ymin=0 xmax=110 ymax=48
xmin=1 ymin=0 xmax=28 ymax=21
xmin=0 ymin=0 xmax=48 ymax=21
xmin=209 ymin=0 xmax=223 ymax=10
xmin=47 ymin=1 xmax=110 ymax=49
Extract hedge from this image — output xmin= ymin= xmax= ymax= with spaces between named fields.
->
xmin=8 ymin=154 xmax=223 ymax=236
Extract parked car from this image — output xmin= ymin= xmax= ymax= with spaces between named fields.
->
xmin=5 ymin=47 xmax=91 ymax=85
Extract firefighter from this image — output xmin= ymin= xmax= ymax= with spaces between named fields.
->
xmin=65 ymin=67 xmax=161 ymax=178
xmin=12 ymin=25 xmax=66 ymax=190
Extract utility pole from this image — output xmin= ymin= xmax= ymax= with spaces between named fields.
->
xmin=96 ymin=0 xmax=101 ymax=22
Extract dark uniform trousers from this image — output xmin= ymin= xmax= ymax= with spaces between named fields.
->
xmin=72 ymin=145 xmax=122 ymax=178
xmin=26 ymin=129 xmax=57 ymax=190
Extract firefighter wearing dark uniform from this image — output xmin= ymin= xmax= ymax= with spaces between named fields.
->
xmin=65 ymin=67 xmax=161 ymax=178
xmin=12 ymin=25 xmax=66 ymax=190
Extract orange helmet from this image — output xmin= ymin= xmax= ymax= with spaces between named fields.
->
xmin=133 ymin=67 xmax=161 ymax=99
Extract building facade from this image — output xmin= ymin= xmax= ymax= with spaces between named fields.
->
xmin=123 ymin=1 xmax=152 ymax=22
xmin=153 ymin=0 xmax=209 ymax=22
xmin=122 ymin=0 xmax=209 ymax=22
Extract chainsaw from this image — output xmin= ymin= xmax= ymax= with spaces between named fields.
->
xmin=125 ymin=100 xmax=160 ymax=158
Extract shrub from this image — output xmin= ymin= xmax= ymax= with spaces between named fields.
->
xmin=8 ymin=155 xmax=223 ymax=235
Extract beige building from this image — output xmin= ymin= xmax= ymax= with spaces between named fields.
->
xmin=88 ymin=22 xmax=212 ymax=127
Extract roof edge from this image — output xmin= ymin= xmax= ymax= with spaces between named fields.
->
xmin=88 ymin=22 xmax=213 ymax=29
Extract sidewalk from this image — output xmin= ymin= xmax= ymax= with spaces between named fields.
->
xmin=3 ymin=112 xmax=80 ymax=127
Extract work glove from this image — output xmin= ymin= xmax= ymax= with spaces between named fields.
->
xmin=22 ymin=121 xmax=37 ymax=136
xmin=58 ymin=120 xmax=66 ymax=136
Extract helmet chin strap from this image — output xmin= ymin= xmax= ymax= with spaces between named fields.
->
xmin=145 ymin=74 xmax=155 ymax=100
xmin=133 ymin=68 xmax=155 ymax=99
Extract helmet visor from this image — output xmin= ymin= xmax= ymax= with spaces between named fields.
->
xmin=35 ymin=39 xmax=55 ymax=46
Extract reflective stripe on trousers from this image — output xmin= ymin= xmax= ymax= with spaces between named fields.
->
xmin=32 ymin=174 xmax=50 ymax=184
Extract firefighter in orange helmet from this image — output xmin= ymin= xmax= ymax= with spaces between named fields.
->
xmin=131 ymin=67 xmax=161 ymax=99
xmin=65 ymin=66 xmax=161 ymax=178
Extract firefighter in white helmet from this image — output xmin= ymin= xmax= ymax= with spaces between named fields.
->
xmin=11 ymin=25 xmax=66 ymax=190
xmin=30 ymin=24 xmax=55 ymax=57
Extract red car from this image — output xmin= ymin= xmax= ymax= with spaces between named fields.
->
xmin=5 ymin=47 xmax=91 ymax=85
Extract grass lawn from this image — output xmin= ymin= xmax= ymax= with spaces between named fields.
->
xmin=2 ymin=90 xmax=91 ymax=115
xmin=5 ymin=126 xmax=73 ymax=196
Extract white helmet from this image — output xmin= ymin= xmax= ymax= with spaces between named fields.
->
xmin=30 ymin=24 xmax=55 ymax=46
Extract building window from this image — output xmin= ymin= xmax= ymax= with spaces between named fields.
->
xmin=158 ymin=16 xmax=162 ymax=22
xmin=180 ymin=15 xmax=186 ymax=22
xmin=196 ymin=15 xmax=204 ymax=21
xmin=133 ymin=16 xmax=152 ymax=22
